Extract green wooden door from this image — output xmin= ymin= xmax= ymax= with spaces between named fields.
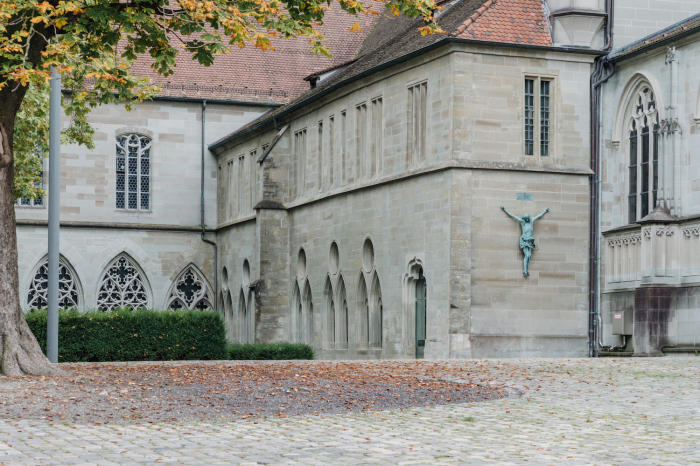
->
xmin=415 ymin=268 xmax=426 ymax=359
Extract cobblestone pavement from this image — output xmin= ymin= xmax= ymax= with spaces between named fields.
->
xmin=1 ymin=357 xmax=699 ymax=465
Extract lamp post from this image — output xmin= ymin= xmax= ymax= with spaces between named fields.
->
xmin=46 ymin=66 xmax=61 ymax=363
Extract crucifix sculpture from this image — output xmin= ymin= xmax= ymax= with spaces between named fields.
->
xmin=501 ymin=205 xmax=549 ymax=277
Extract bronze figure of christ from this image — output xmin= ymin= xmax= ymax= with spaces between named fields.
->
xmin=501 ymin=205 xmax=550 ymax=277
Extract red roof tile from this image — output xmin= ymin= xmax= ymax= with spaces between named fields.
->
xmin=453 ymin=0 xmax=552 ymax=46
xmin=127 ymin=9 xmax=379 ymax=104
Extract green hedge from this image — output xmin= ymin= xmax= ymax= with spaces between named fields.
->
xmin=227 ymin=342 xmax=314 ymax=360
xmin=26 ymin=309 xmax=227 ymax=362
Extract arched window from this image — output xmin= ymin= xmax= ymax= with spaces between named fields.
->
xmin=165 ymin=265 xmax=214 ymax=310
xmin=238 ymin=289 xmax=248 ymax=343
xmin=628 ymin=88 xmax=659 ymax=224
xmin=96 ymin=255 xmax=149 ymax=311
xmin=336 ymin=276 xmax=348 ymax=349
xmin=323 ymin=276 xmax=334 ymax=348
xmin=302 ymin=281 xmax=314 ymax=345
xmin=27 ymin=257 xmax=80 ymax=311
xmin=357 ymin=274 xmax=369 ymax=346
xmin=116 ymin=133 xmax=151 ymax=210
xmin=369 ymin=272 xmax=383 ymax=349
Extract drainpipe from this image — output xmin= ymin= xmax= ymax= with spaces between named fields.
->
xmin=200 ymin=100 xmax=218 ymax=309
xmin=589 ymin=58 xmax=615 ymax=358
xmin=588 ymin=0 xmax=616 ymax=357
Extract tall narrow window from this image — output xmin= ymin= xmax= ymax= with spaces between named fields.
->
xmin=524 ymin=79 xmax=535 ymax=156
xmin=227 ymin=159 xmax=234 ymax=219
xmin=116 ymin=133 xmax=151 ymax=210
xmin=407 ymin=82 xmax=427 ymax=165
xmin=17 ymin=169 xmax=43 ymax=207
xmin=628 ymin=121 xmax=638 ymax=225
xmin=317 ymin=120 xmax=323 ymax=191
xmin=249 ymin=149 xmax=256 ymax=209
xmin=356 ymin=103 xmax=367 ymax=180
xmin=540 ymin=80 xmax=550 ymax=156
xmin=329 ymin=116 xmax=335 ymax=187
xmin=237 ymin=154 xmax=244 ymax=214
xmin=341 ymin=111 xmax=347 ymax=183
xmin=524 ymin=77 xmax=553 ymax=157
xmin=294 ymin=129 xmax=307 ymax=198
xmin=653 ymin=123 xmax=659 ymax=208
xmin=371 ymin=97 xmax=383 ymax=178
xmin=627 ymin=87 xmax=659 ymax=224
xmin=640 ymin=119 xmax=650 ymax=217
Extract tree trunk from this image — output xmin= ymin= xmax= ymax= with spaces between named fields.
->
xmin=0 ymin=110 xmax=62 ymax=376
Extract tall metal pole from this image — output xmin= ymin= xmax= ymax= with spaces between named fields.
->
xmin=47 ymin=66 xmax=61 ymax=363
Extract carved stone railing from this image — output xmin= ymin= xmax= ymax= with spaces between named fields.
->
xmin=603 ymin=220 xmax=700 ymax=288
xmin=605 ymin=230 xmax=642 ymax=286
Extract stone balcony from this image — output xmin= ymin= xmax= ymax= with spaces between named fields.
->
xmin=603 ymin=218 xmax=700 ymax=290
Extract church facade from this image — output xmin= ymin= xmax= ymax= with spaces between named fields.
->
xmin=14 ymin=0 xmax=700 ymax=359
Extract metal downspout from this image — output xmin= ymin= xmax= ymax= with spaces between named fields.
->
xmin=200 ymin=100 xmax=218 ymax=309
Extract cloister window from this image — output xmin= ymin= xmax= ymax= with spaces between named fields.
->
xmin=166 ymin=266 xmax=214 ymax=310
xmin=27 ymin=258 xmax=80 ymax=310
xmin=96 ymin=255 xmax=149 ymax=311
xmin=627 ymin=88 xmax=659 ymax=224
xmin=524 ymin=77 xmax=553 ymax=156
xmin=116 ymin=134 xmax=151 ymax=210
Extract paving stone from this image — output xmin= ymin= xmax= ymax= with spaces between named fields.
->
xmin=2 ymin=358 xmax=700 ymax=464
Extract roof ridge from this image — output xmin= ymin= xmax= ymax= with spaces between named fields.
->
xmin=452 ymin=0 xmax=496 ymax=36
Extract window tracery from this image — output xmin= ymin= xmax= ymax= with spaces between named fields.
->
xmin=96 ymin=255 xmax=149 ymax=311
xmin=27 ymin=258 xmax=80 ymax=310
xmin=628 ymin=87 xmax=659 ymax=224
xmin=116 ymin=133 xmax=151 ymax=210
xmin=166 ymin=266 xmax=214 ymax=311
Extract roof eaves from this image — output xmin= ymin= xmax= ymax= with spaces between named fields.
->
xmin=609 ymin=12 xmax=700 ymax=62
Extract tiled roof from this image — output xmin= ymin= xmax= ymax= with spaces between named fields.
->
xmin=454 ymin=0 xmax=552 ymax=46
xmin=127 ymin=10 xmax=379 ymax=104
xmin=609 ymin=11 xmax=700 ymax=61
xmin=211 ymin=0 xmax=559 ymax=150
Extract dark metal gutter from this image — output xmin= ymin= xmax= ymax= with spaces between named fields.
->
xmin=209 ymin=38 xmax=606 ymax=153
xmin=60 ymin=89 xmax=282 ymax=107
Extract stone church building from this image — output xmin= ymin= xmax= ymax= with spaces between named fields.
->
xmin=15 ymin=0 xmax=700 ymax=358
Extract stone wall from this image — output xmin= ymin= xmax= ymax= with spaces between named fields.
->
xmin=17 ymin=225 xmax=215 ymax=312
xmin=214 ymin=43 xmax=595 ymax=358
xmin=613 ymin=0 xmax=700 ymax=49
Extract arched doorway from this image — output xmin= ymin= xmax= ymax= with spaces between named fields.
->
xmin=415 ymin=267 xmax=426 ymax=359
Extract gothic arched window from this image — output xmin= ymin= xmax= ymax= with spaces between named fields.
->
xmin=166 ymin=266 xmax=214 ymax=311
xmin=96 ymin=255 xmax=149 ymax=311
xmin=116 ymin=133 xmax=151 ymax=210
xmin=628 ymin=88 xmax=659 ymax=224
xmin=27 ymin=258 xmax=80 ymax=310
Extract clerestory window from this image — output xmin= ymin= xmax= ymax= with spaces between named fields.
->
xmin=627 ymin=87 xmax=659 ymax=224
xmin=116 ymin=134 xmax=151 ymax=211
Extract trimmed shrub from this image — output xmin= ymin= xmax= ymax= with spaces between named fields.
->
xmin=227 ymin=342 xmax=314 ymax=360
xmin=26 ymin=309 xmax=227 ymax=362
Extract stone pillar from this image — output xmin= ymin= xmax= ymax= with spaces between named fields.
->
xmin=255 ymin=207 xmax=290 ymax=343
